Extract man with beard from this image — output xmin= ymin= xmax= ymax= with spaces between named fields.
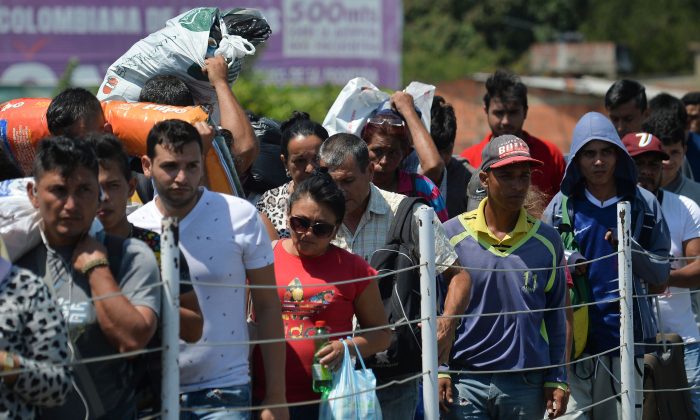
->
xmin=128 ymin=119 xmax=287 ymax=419
xmin=622 ymin=132 xmax=700 ymax=417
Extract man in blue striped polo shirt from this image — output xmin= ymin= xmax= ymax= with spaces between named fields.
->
xmin=439 ymin=134 xmax=569 ymax=419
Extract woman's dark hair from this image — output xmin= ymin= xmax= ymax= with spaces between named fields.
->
xmin=280 ymin=111 xmax=329 ymax=159
xmin=430 ymin=96 xmax=457 ymax=151
xmin=287 ymin=169 xmax=345 ymax=223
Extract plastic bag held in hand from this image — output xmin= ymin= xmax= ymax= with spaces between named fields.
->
xmin=97 ymin=7 xmax=270 ymax=123
xmin=319 ymin=339 xmax=383 ymax=420
xmin=322 ymin=77 xmax=435 ymax=137
xmin=0 ymin=178 xmax=40 ymax=262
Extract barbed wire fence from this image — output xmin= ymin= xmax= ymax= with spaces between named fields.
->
xmin=7 ymin=201 xmax=700 ymax=418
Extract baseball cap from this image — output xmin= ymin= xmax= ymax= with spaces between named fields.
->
xmin=480 ymin=134 xmax=544 ymax=171
xmin=466 ymin=173 xmax=486 ymax=212
xmin=621 ymin=132 xmax=670 ymax=160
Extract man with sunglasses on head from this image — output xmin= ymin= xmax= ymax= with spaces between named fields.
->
xmin=459 ymin=70 xmax=566 ymax=202
xmin=128 ymin=119 xmax=288 ymax=420
xmin=319 ymin=133 xmax=472 ymax=420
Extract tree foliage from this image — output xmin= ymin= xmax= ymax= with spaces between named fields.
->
xmin=402 ymin=0 xmax=700 ymax=84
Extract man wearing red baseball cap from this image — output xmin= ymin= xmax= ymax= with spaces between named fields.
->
xmin=622 ymin=132 xmax=700 ymax=417
xmin=440 ymin=134 xmax=569 ymax=418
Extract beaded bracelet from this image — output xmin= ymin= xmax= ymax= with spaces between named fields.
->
xmin=81 ymin=258 xmax=110 ymax=275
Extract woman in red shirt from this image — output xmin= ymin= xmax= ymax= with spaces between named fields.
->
xmin=253 ymin=171 xmax=390 ymax=419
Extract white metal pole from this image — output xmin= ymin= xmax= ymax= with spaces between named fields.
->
xmin=417 ymin=205 xmax=438 ymax=420
xmin=617 ymin=201 xmax=635 ymax=419
xmin=161 ymin=218 xmax=180 ymax=420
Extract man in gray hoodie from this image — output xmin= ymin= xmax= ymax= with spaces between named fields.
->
xmin=543 ymin=112 xmax=671 ymax=419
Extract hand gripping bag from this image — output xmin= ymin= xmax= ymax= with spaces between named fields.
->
xmin=322 ymin=77 xmax=435 ymax=137
xmin=97 ymin=7 xmax=270 ymax=123
xmin=319 ymin=339 xmax=382 ymax=420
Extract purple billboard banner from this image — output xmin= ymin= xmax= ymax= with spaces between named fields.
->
xmin=0 ymin=0 xmax=403 ymax=89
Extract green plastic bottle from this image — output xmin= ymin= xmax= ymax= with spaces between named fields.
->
xmin=311 ymin=320 xmax=332 ymax=394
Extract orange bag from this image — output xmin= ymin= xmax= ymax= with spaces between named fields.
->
xmin=102 ymin=101 xmax=209 ymax=157
xmin=104 ymin=101 xmax=237 ymax=195
xmin=0 ymin=98 xmax=51 ymax=174
xmin=0 ymin=98 xmax=237 ymax=196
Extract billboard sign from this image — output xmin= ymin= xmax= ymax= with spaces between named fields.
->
xmin=0 ymin=0 xmax=402 ymax=88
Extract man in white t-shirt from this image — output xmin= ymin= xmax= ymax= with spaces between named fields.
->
xmin=128 ymin=120 xmax=287 ymax=420
xmin=622 ymin=132 xmax=700 ymax=417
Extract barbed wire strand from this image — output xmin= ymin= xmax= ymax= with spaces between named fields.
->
xmin=0 ymin=347 xmax=164 ymax=378
xmin=445 ymin=346 xmax=623 ymax=375
xmin=0 ymin=280 xmax=167 ymax=316
xmin=564 ymin=391 xmax=627 ymax=415
xmin=438 ymin=250 xmax=621 ymax=273
xmin=179 ymin=371 xmax=428 ymax=413
xmin=631 ymin=248 xmax=700 ymax=261
xmin=438 ymin=296 xmax=622 ymax=319
xmin=193 ymin=317 xmax=428 ymax=347
xmin=181 ymin=263 xmax=423 ymax=290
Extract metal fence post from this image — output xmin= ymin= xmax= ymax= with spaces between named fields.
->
xmin=161 ymin=218 xmax=180 ymax=420
xmin=417 ymin=205 xmax=438 ymax=420
xmin=617 ymin=201 xmax=635 ymax=419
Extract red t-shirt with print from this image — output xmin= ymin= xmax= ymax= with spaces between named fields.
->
xmin=252 ymin=241 xmax=374 ymax=403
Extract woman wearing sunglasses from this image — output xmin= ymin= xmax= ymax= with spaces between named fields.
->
xmin=361 ymin=92 xmax=449 ymax=221
xmin=252 ymin=171 xmax=390 ymax=419
xmin=256 ymin=111 xmax=329 ymax=239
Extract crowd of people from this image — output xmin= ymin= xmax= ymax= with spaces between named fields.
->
xmin=1 ymin=64 xmax=700 ymax=420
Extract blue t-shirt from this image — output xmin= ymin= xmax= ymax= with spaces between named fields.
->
xmin=571 ymin=196 xmax=620 ymax=354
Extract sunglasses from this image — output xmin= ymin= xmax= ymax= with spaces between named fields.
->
xmin=289 ymin=216 xmax=336 ymax=238
xmin=367 ymin=116 xmax=406 ymax=127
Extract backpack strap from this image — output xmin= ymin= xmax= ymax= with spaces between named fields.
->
xmin=634 ymin=189 xmax=658 ymax=250
xmin=103 ymin=234 xmax=125 ymax=277
xmin=390 ymin=196 xmax=429 ymax=245
xmin=557 ymin=195 xmax=579 ymax=252
xmin=134 ymin=172 xmax=155 ymax=204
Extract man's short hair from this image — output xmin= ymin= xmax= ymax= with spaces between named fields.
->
xmin=319 ymin=133 xmax=370 ymax=173
xmin=46 ymin=87 xmax=103 ymax=137
xmin=84 ymin=133 xmax=132 ymax=181
xmin=430 ymin=96 xmax=457 ymax=151
xmin=146 ymin=119 xmax=202 ymax=159
xmin=681 ymin=92 xmax=700 ymax=107
xmin=649 ymin=93 xmax=687 ymax=126
xmin=33 ymin=136 xmax=98 ymax=181
xmin=642 ymin=110 xmax=686 ymax=146
xmin=605 ymin=80 xmax=647 ymax=111
xmin=483 ymin=70 xmax=528 ymax=111
xmin=139 ymin=75 xmax=195 ymax=107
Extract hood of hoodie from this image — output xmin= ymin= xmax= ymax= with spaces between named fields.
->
xmin=560 ymin=111 xmax=638 ymax=198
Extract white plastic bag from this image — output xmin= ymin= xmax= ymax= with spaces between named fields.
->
xmin=0 ymin=178 xmax=40 ymax=262
xmin=322 ymin=77 xmax=435 ymax=137
xmin=319 ymin=339 xmax=382 ymax=420
xmin=97 ymin=7 xmax=262 ymax=123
